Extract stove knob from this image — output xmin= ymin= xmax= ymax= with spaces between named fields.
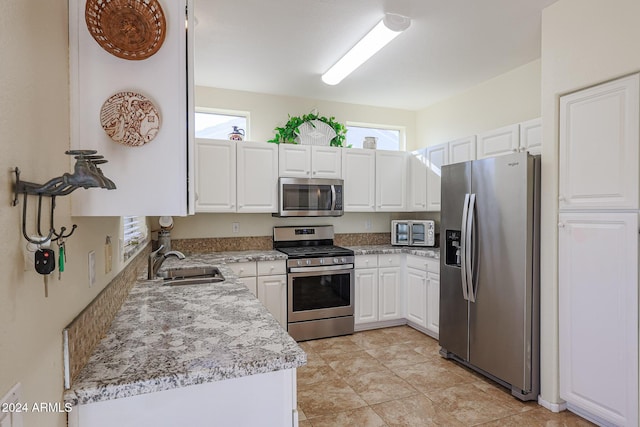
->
xmin=297 ymin=260 xmax=303 ymax=266
xmin=341 ymin=257 xmax=347 ymax=263
xmin=333 ymin=258 xmax=339 ymax=264
xmin=306 ymin=259 xmax=311 ymax=265
xmin=319 ymin=259 xmax=325 ymax=264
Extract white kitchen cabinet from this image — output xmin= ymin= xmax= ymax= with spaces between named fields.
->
xmin=342 ymin=149 xmax=376 ymax=212
xmin=376 ymin=150 xmax=408 ymax=211
xmin=236 ymin=142 xmax=279 ymax=213
xmin=378 ymin=254 xmax=403 ymax=321
xmin=227 ymin=261 xmax=257 ymax=296
xmin=558 ymin=212 xmax=638 ymax=427
xmin=426 ymin=271 xmax=440 ymax=335
xmin=519 ymin=118 xmax=542 ymax=156
xmin=279 ymin=145 xmax=341 ymax=178
xmin=448 ymin=135 xmax=477 ymax=164
xmin=405 ymin=267 xmax=427 ymax=327
xmin=68 ymin=0 xmax=194 ymax=216
xmin=476 ymin=124 xmax=520 ymax=159
xmin=257 ymin=260 xmax=287 ymax=328
xmin=406 ymin=255 xmax=439 ymax=337
xmin=408 ymin=150 xmax=427 ymax=211
xmin=426 ymin=143 xmax=448 ymax=212
xmin=559 ymin=74 xmax=639 ymax=211
xmin=354 ymin=267 xmax=379 ymax=324
xmin=194 ymin=139 xmax=236 ymax=212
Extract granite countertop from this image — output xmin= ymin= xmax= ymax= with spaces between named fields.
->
xmin=347 ymin=244 xmax=440 ymax=259
xmin=64 ymin=252 xmax=304 ymax=407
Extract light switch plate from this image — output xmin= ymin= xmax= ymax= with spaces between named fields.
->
xmin=88 ymin=250 xmax=96 ymax=287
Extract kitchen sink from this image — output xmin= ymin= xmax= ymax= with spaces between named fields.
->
xmin=159 ymin=266 xmax=225 ymax=286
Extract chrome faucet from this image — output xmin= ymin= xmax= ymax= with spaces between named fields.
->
xmin=148 ymin=245 xmax=186 ymax=279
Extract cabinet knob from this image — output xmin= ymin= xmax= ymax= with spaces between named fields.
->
xmin=558 ymin=222 xmax=565 ymax=228
xmin=312 ymin=171 xmax=316 ymax=175
xmin=558 ymin=195 xmax=565 ymax=202
xmin=513 ymin=148 xmax=518 ymax=152
xmin=306 ymin=171 xmax=310 ymax=175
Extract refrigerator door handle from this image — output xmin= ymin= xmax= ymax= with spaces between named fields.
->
xmin=466 ymin=193 xmax=476 ymax=303
xmin=460 ymin=193 xmax=470 ymax=301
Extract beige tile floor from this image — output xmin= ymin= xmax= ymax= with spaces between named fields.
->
xmin=296 ymin=326 xmax=594 ymax=427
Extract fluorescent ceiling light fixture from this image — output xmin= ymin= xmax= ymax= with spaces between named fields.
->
xmin=322 ymin=13 xmax=411 ymax=86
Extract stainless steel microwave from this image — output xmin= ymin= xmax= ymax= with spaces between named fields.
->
xmin=275 ymin=177 xmax=344 ymax=217
xmin=391 ymin=220 xmax=436 ymax=247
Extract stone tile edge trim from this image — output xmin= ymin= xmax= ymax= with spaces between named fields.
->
xmin=171 ymin=233 xmax=391 ymax=253
xmin=62 ymin=244 xmax=151 ymax=389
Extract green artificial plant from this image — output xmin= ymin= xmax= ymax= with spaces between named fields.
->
xmin=268 ymin=111 xmax=347 ymax=147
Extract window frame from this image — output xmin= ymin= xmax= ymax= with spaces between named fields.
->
xmin=194 ymin=107 xmax=251 ymax=141
xmin=121 ymin=216 xmax=149 ymax=262
xmin=345 ymin=121 xmax=406 ymax=151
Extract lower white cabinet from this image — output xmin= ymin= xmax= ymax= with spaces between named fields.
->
xmin=406 ymin=267 xmax=427 ymax=326
xmin=227 ymin=261 xmax=257 ymax=296
xmin=378 ymin=255 xmax=403 ymax=321
xmin=426 ymin=271 xmax=439 ymax=334
xmin=256 ymin=260 xmax=287 ymax=328
xmin=405 ymin=255 xmax=439 ymax=337
xmin=558 ymin=212 xmax=638 ymax=426
xmin=355 ymin=267 xmax=379 ymax=324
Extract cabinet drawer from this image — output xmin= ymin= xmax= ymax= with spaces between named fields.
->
xmin=426 ymin=258 xmax=439 ymax=274
xmin=228 ymin=261 xmax=257 ymax=278
xmin=406 ymin=254 xmax=429 ymax=271
xmin=257 ymin=260 xmax=287 ymax=276
xmin=355 ymin=255 xmax=378 ymax=269
xmin=378 ymin=254 xmax=402 ymax=267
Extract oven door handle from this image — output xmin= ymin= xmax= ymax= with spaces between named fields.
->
xmin=289 ymin=264 xmax=354 ymax=273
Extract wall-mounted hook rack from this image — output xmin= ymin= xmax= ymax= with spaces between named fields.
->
xmin=12 ymin=150 xmax=116 ymax=246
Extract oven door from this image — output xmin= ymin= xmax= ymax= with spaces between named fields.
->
xmin=287 ymin=265 xmax=354 ymax=323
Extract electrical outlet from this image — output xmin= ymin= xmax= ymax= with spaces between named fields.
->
xmin=232 ymin=222 xmax=240 ymax=233
xmin=88 ymin=251 xmax=96 ymax=287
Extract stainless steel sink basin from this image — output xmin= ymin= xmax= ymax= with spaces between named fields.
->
xmin=159 ymin=266 xmax=225 ymax=286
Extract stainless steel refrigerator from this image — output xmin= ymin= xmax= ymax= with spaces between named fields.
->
xmin=439 ymin=151 xmax=540 ymax=401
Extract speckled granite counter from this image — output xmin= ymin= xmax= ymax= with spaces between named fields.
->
xmin=347 ymin=244 xmax=440 ymax=259
xmin=64 ymin=251 xmax=304 ymax=407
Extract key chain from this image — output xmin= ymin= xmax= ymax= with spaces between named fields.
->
xmin=58 ymin=238 xmax=65 ymax=280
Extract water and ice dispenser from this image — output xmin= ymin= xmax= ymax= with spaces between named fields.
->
xmin=445 ymin=230 xmax=461 ymax=267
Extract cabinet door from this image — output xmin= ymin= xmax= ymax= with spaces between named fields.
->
xmin=426 ymin=143 xmax=448 ymax=211
xmin=448 ymin=136 xmax=477 ymax=164
xmin=426 ymin=272 xmax=440 ymax=335
xmin=519 ymin=118 xmax=542 ymax=156
xmin=257 ymin=275 xmax=287 ymax=328
xmin=408 ymin=150 xmax=427 ymax=211
xmin=559 ymin=74 xmax=639 ymax=210
xmin=376 ymin=150 xmax=408 ymax=211
xmin=406 ymin=267 xmax=427 ymax=328
xmin=311 ymin=146 xmax=342 ymax=179
xmin=237 ymin=142 xmax=279 ymax=212
xmin=355 ymin=268 xmax=379 ymax=324
xmin=378 ymin=267 xmax=403 ymax=321
xmin=238 ymin=277 xmax=257 ymax=297
xmin=558 ymin=212 xmax=638 ymax=427
xmin=342 ymin=149 xmax=376 ymax=212
xmin=194 ymin=139 xmax=236 ymax=212
xmin=278 ymin=144 xmax=310 ymax=177
xmin=69 ymin=0 xmax=193 ymax=216
xmin=477 ymin=124 xmax=520 ymax=159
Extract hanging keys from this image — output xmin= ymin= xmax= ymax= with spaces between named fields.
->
xmin=35 ymin=248 xmax=55 ymax=297
xmin=58 ymin=239 xmax=65 ymax=280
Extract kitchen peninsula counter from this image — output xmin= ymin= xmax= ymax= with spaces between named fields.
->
xmin=64 ymin=251 xmax=304 ymax=411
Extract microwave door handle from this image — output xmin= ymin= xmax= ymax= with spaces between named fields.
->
xmin=460 ymin=194 xmax=470 ymax=301
xmin=331 ymin=184 xmax=336 ymax=211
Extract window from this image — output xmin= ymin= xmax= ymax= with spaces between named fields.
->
xmin=346 ymin=123 xmax=404 ymax=150
xmin=122 ymin=216 xmax=148 ymax=261
xmin=195 ymin=109 xmax=249 ymax=140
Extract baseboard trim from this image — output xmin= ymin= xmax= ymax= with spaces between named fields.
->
xmin=537 ymin=396 xmax=567 ymax=413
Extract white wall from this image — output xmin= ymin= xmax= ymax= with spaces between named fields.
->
xmin=0 ymin=2 xmax=138 ymax=426
xmin=414 ymin=59 xmax=541 ymax=151
xmin=539 ymin=0 xmax=640 ymax=405
xmin=196 ymin=86 xmax=417 ymax=148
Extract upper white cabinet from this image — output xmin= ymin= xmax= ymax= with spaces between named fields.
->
xmin=559 ymin=74 xmax=639 ymax=211
xmin=376 ymin=150 xmax=408 ymax=211
xmin=448 ymin=135 xmax=477 ymax=164
xmin=237 ymin=142 xmax=279 ymax=213
xmin=279 ymin=145 xmax=342 ymax=179
xmin=558 ymin=212 xmax=638 ymax=427
xmin=69 ymin=0 xmax=194 ymax=216
xmin=408 ymin=150 xmax=427 ymax=211
xmin=195 ymin=139 xmax=236 ymax=212
xmin=519 ymin=118 xmax=542 ymax=156
xmin=426 ymin=143 xmax=448 ymax=212
xmin=342 ymin=149 xmax=376 ymax=212
xmin=476 ymin=124 xmax=520 ymax=159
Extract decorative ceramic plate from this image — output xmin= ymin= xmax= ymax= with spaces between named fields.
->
xmin=85 ymin=0 xmax=166 ymax=60
xmin=100 ymin=91 xmax=161 ymax=146
xmin=296 ymin=120 xmax=336 ymax=146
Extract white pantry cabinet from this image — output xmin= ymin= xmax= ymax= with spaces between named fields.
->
xmin=558 ymin=212 xmax=638 ymax=427
xmin=448 ymin=135 xmax=477 ymax=164
xmin=376 ymin=150 xmax=408 ymax=211
xmin=342 ymin=149 xmax=376 ymax=212
xmin=408 ymin=150 xmax=427 ymax=211
xmin=257 ymin=260 xmax=287 ymax=328
xmin=69 ymin=0 xmax=194 ymax=216
xmin=279 ymin=145 xmax=342 ymax=178
xmin=559 ymin=74 xmax=639 ymax=211
xmin=425 ymin=143 xmax=448 ymax=212
xmin=195 ymin=139 xmax=236 ymax=212
xmin=236 ymin=142 xmax=279 ymax=213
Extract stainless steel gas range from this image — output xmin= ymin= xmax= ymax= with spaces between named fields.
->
xmin=273 ymin=225 xmax=354 ymax=342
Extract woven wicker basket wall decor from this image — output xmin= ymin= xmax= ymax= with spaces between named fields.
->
xmin=85 ymin=0 xmax=167 ymax=60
